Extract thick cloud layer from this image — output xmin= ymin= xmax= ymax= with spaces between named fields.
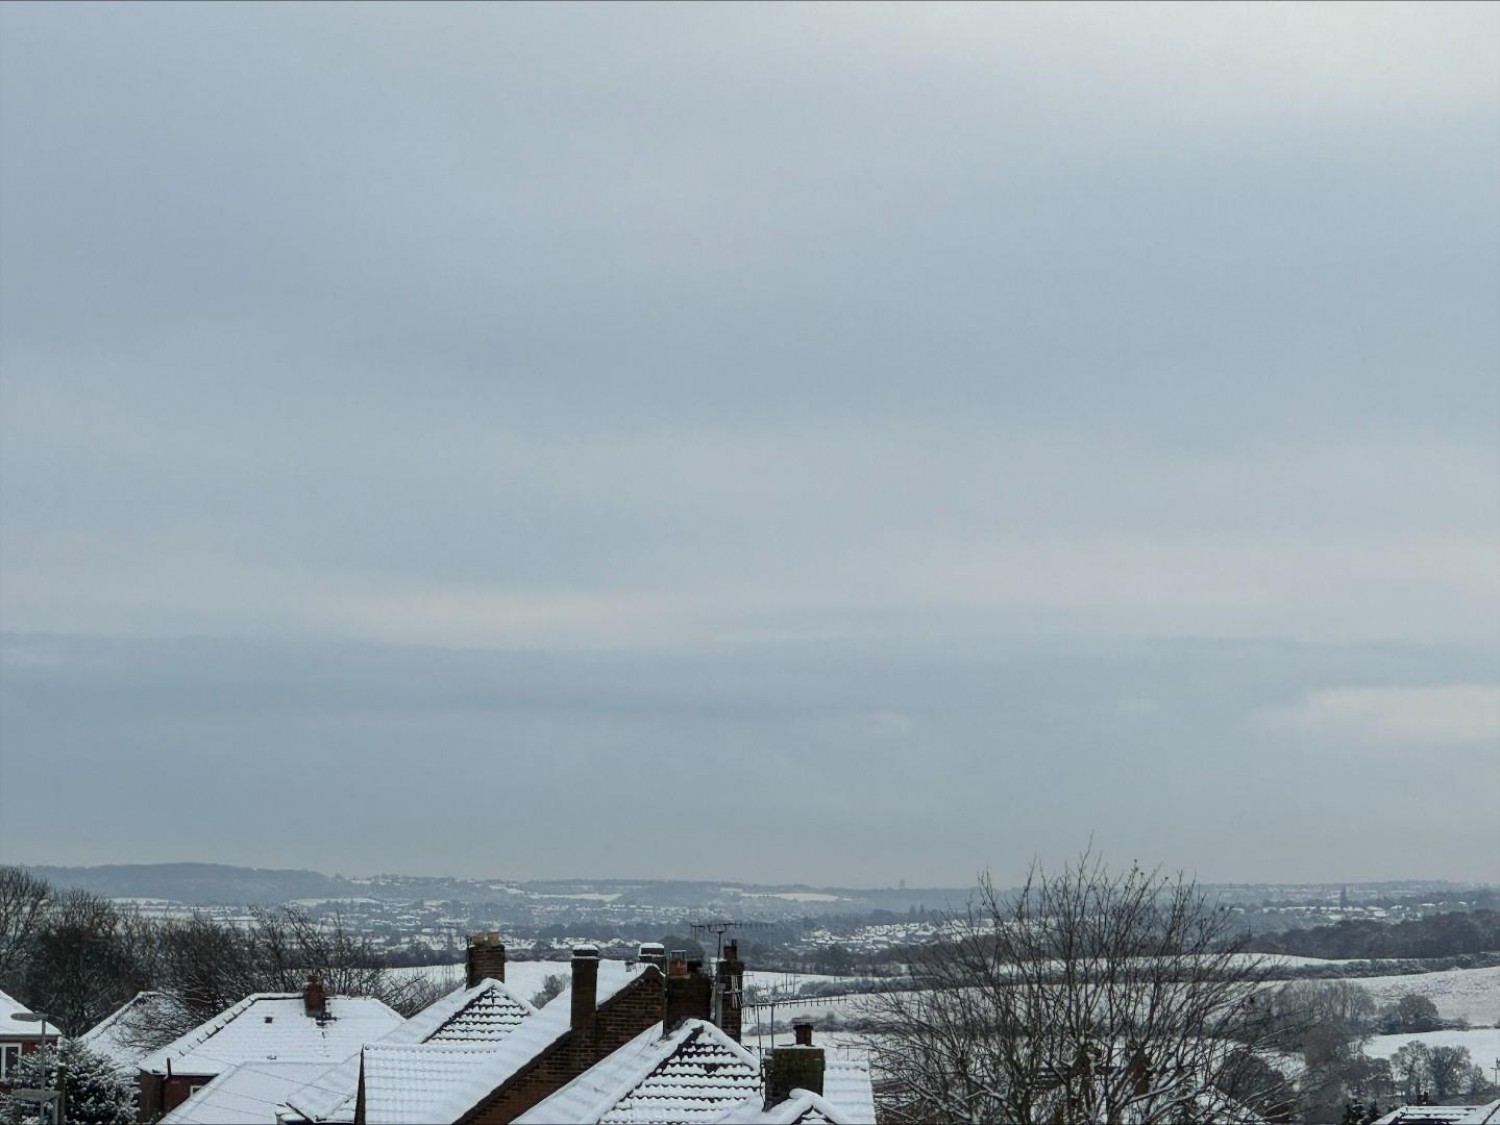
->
xmin=2 ymin=4 xmax=1496 ymax=883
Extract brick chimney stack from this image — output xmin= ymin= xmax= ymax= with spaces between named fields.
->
xmin=713 ymin=940 xmax=745 ymax=1041
xmin=466 ymin=931 xmax=507 ymax=988
xmin=637 ymin=943 xmax=667 ymax=974
xmin=570 ymin=945 xmax=600 ymax=1031
xmin=765 ymin=1021 xmax=824 ymax=1106
xmin=664 ymin=955 xmax=712 ymax=1030
xmin=303 ymin=974 xmax=327 ymax=1018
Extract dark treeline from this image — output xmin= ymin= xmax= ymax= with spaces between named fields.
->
xmin=0 ymin=866 xmax=444 ymax=1047
xmin=1249 ymin=910 xmax=1500 ymax=960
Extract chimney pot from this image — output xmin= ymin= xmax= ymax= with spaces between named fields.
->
xmin=793 ymin=1018 xmax=814 ymax=1047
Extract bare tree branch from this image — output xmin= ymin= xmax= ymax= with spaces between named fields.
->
xmin=864 ymin=850 xmax=1290 ymax=1124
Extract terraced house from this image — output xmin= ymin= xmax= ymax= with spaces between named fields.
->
xmin=128 ymin=933 xmax=874 ymax=1125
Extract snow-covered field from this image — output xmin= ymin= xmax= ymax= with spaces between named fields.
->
xmin=393 ymin=962 xmax=884 ymax=1000
xmin=394 ymin=960 xmax=1500 ymax=1037
xmin=744 ymin=970 xmax=880 ymax=993
xmin=746 ymin=1028 xmax=878 ymax=1061
xmin=1342 ymin=966 xmax=1500 ymax=1028
xmin=1363 ymin=1027 xmax=1500 ymax=1063
xmin=389 ymin=960 xmax=568 ymax=1001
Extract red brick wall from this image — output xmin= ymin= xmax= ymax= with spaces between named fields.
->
xmin=137 ymin=1070 xmax=215 ymax=1122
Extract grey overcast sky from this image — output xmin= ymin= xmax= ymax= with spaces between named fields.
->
xmin=1 ymin=3 xmax=1497 ymax=887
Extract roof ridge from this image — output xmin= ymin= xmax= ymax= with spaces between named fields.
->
xmin=424 ymin=977 xmax=536 ymax=1043
xmin=366 ymin=1041 xmax=506 ymax=1057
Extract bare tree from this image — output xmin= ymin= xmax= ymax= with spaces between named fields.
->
xmin=1390 ymin=1042 xmax=1431 ymax=1101
xmin=0 ymin=867 xmax=50 ymax=990
xmin=24 ymin=889 xmax=145 ymax=1035
xmin=864 ymin=851 xmax=1286 ymax=1124
xmin=113 ymin=906 xmax=444 ymax=1054
xmin=1426 ymin=1045 xmax=1478 ymax=1101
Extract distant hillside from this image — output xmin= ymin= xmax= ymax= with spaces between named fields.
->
xmin=22 ymin=862 xmax=970 ymax=914
xmin=26 ymin=863 xmax=350 ymax=904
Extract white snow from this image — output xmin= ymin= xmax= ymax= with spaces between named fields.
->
xmin=1343 ymin=967 xmax=1500 ymax=1028
xmin=1364 ymin=1027 xmax=1500 ymax=1063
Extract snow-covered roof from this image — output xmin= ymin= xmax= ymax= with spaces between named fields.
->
xmin=158 ymin=1060 xmax=333 ymax=1125
xmin=513 ymin=1019 xmax=876 ymax=1125
xmin=360 ymin=1042 xmax=509 ymax=1124
xmin=1374 ymin=1102 xmax=1500 ymax=1125
xmin=424 ymin=993 xmax=574 ymax=1121
xmin=817 ymin=1062 xmax=876 ymax=1125
xmin=282 ymin=977 xmax=536 ymax=1122
xmin=715 ymin=1088 xmax=858 ymax=1125
xmin=80 ymin=991 xmax=189 ymax=1071
xmin=139 ymin=994 xmax=404 ymax=1078
xmin=0 ymin=988 xmax=58 ymax=1040
xmin=407 ymin=977 xmax=536 ymax=1044
xmin=420 ymin=960 xmax=654 ymax=1123
xmin=515 ymin=1019 xmax=763 ymax=1125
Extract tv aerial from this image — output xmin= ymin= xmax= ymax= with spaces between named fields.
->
xmin=688 ymin=919 xmax=773 ymax=960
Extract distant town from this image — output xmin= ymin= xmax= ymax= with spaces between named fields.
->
xmin=24 ymin=863 xmax=1498 ymax=970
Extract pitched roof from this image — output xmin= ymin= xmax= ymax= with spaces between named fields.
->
xmin=0 ymin=988 xmax=57 ymax=1039
xmin=818 ymin=1062 xmax=876 ymax=1125
xmin=515 ymin=1018 xmax=878 ymax=1125
xmin=406 ymin=977 xmax=536 ymax=1044
xmin=359 ymin=1043 xmax=509 ymax=1125
xmin=282 ymin=978 xmax=536 ymax=1123
xmin=1374 ymin=1102 xmax=1500 ymax=1125
xmin=715 ymin=1088 xmax=852 ymax=1125
xmin=157 ymin=1060 xmax=333 ymax=1125
xmin=80 ymin=991 xmax=190 ymax=1072
xmin=138 ymin=994 xmax=404 ymax=1078
xmin=515 ymin=1019 xmax=763 ymax=1125
xmin=420 ymin=958 xmax=655 ymax=1123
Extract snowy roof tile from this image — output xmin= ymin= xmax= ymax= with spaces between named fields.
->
xmin=81 ymin=991 xmax=190 ymax=1072
xmin=421 ymin=959 xmax=653 ymax=1123
xmin=359 ymin=1042 xmax=508 ymax=1125
xmin=139 ymin=994 xmax=404 ymax=1078
xmin=158 ymin=1060 xmax=333 ymax=1125
xmin=416 ymin=978 xmax=536 ymax=1043
xmin=702 ymin=1059 xmax=875 ymax=1125
xmin=423 ymin=995 xmax=574 ymax=1122
xmin=282 ymin=978 xmax=536 ymax=1122
xmin=820 ymin=1061 xmax=876 ymax=1125
xmin=515 ymin=1020 xmax=763 ymax=1125
xmin=1373 ymin=1102 xmax=1500 ymax=1125
xmin=713 ymin=1088 xmax=866 ymax=1125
